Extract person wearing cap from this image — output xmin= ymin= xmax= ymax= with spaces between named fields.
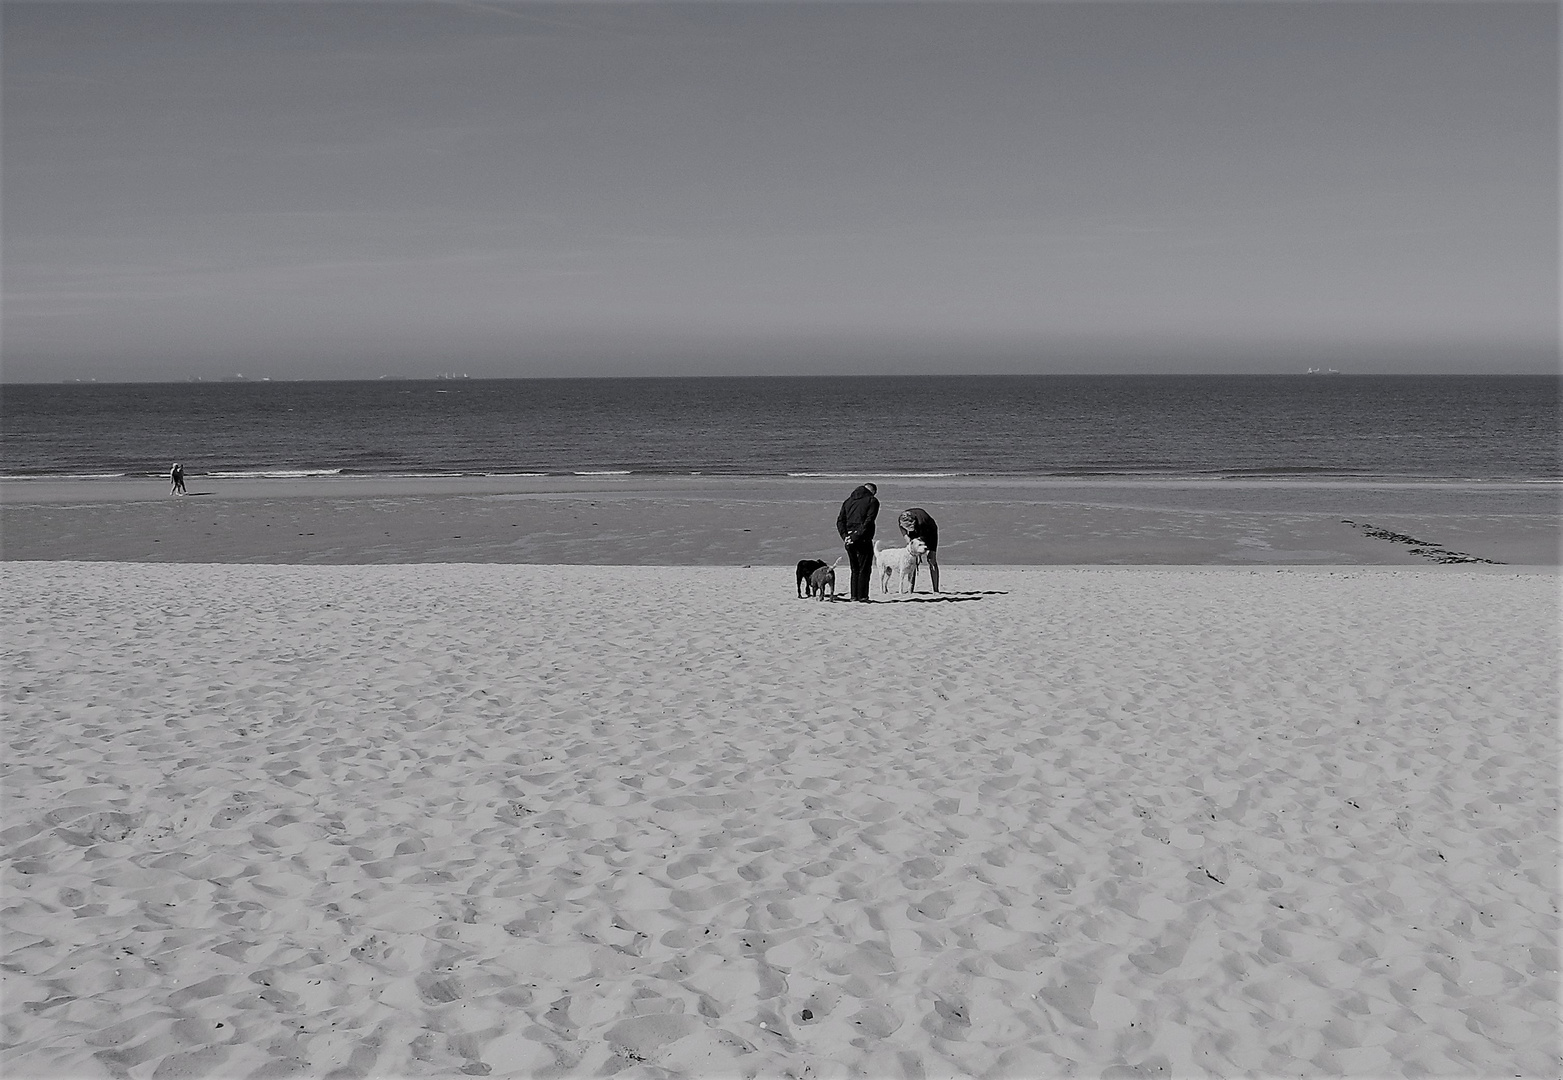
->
xmin=897 ymin=507 xmax=939 ymax=592
xmin=836 ymin=482 xmax=879 ymax=602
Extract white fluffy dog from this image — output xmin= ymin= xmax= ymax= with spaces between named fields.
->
xmin=875 ymin=537 xmax=928 ymax=594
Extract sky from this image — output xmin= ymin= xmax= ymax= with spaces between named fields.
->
xmin=2 ymin=0 xmax=1557 ymax=381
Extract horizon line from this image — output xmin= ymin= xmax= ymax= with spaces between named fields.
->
xmin=7 ymin=371 xmax=1560 ymax=387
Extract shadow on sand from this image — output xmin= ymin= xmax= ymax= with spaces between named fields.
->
xmin=885 ymin=590 xmax=1005 ymax=602
xmin=824 ymin=591 xmax=1004 ymax=603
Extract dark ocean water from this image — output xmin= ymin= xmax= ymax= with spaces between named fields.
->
xmin=1 ymin=375 xmax=1558 ymax=482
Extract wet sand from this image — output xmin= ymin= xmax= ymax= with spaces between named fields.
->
xmin=2 ymin=474 xmax=1556 ymax=565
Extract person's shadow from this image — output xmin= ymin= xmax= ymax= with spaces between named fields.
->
xmin=830 ymin=590 xmax=1004 ymax=603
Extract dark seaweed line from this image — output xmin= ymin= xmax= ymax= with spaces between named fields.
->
xmin=1341 ymin=520 xmax=1503 ymax=564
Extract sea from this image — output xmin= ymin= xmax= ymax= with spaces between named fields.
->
xmin=1 ymin=375 xmax=1558 ymax=483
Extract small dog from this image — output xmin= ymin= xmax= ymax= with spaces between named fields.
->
xmin=796 ymin=559 xmax=829 ymax=598
xmin=808 ymin=557 xmax=843 ymax=601
xmin=875 ymin=538 xmax=928 ymax=594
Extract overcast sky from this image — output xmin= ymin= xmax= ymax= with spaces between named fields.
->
xmin=2 ymin=0 xmax=1557 ymax=380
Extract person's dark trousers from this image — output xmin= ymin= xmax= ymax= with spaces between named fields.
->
xmin=846 ymin=538 xmax=875 ymax=600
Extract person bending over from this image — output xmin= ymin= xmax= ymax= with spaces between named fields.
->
xmin=836 ymin=482 xmax=879 ymax=602
xmin=898 ymin=507 xmax=940 ymax=592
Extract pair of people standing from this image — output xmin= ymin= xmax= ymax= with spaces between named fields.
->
xmin=835 ymin=483 xmax=940 ymax=600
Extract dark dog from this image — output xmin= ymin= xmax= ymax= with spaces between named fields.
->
xmin=796 ymin=559 xmax=828 ymax=598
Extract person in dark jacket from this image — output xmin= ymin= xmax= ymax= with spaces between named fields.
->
xmin=836 ymin=483 xmax=879 ymax=602
xmin=898 ymin=507 xmax=939 ymax=592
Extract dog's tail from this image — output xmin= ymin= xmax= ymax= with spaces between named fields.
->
xmin=830 ymin=556 xmax=843 ymax=568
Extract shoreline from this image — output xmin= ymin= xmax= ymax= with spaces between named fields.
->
xmin=6 ymin=472 xmax=1560 ymax=493
xmin=3 ymin=474 xmax=1558 ymax=565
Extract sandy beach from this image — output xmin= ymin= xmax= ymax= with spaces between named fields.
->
xmin=6 ymin=0 xmax=1557 ymax=1072
xmin=3 ymin=556 xmax=1558 ymax=1078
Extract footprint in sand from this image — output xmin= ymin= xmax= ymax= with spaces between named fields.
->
xmin=50 ymin=810 xmax=143 ymax=845
xmin=847 ymin=1002 xmax=902 ymax=1038
xmin=349 ymin=934 xmax=393 ymax=966
xmin=416 ymin=973 xmax=464 ymax=1005
xmin=604 ymin=1014 xmax=701 ymax=1063
xmin=1037 ymin=964 xmax=1100 ymax=1030
xmin=910 ymin=890 xmax=954 ymax=920
xmin=918 ymin=995 xmax=975 ymax=1042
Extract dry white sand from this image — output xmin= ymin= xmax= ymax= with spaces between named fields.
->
xmin=2 ymin=563 xmax=1558 ymax=1079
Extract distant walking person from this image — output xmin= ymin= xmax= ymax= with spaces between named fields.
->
xmin=898 ymin=507 xmax=940 ymax=592
xmin=169 ymin=462 xmax=186 ymax=496
xmin=836 ymin=482 xmax=879 ymax=602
